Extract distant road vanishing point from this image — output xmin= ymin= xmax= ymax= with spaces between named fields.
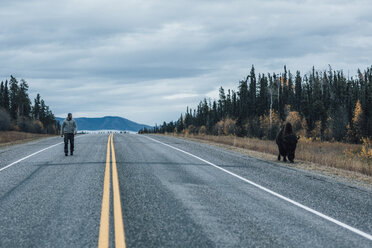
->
xmin=0 ymin=133 xmax=372 ymax=247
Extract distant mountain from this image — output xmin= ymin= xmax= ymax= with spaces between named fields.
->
xmin=56 ymin=116 xmax=152 ymax=132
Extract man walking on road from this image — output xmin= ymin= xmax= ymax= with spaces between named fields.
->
xmin=61 ymin=113 xmax=77 ymax=156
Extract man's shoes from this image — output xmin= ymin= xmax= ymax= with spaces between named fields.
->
xmin=65 ymin=153 xmax=68 ymax=156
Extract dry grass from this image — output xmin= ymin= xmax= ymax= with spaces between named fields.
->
xmin=166 ymin=133 xmax=372 ymax=177
xmin=0 ymin=131 xmax=53 ymax=147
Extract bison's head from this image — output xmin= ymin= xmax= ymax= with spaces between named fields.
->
xmin=284 ymin=134 xmax=299 ymax=163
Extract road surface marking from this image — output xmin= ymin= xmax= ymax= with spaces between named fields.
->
xmin=142 ymin=135 xmax=372 ymax=242
xmin=111 ymin=134 xmax=126 ymax=248
xmin=98 ymin=134 xmax=126 ymax=248
xmin=0 ymin=135 xmax=83 ymax=173
xmin=98 ymin=134 xmax=112 ymax=248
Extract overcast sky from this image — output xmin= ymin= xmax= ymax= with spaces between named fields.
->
xmin=0 ymin=0 xmax=371 ymax=125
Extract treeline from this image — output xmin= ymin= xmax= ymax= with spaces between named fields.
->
xmin=142 ymin=65 xmax=372 ymax=143
xmin=0 ymin=75 xmax=60 ymax=134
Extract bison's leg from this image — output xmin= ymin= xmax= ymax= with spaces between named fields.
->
xmin=283 ymin=156 xmax=287 ymax=162
xmin=278 ymin=154 xmax=281 ymax=161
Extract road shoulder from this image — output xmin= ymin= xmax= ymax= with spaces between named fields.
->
xmin=159 ymin=134 xmax=372 ymax=189
xmin=0 ymin=131 xmax=55 ymax=148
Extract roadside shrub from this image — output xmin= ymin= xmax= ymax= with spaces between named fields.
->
xmin=198 ymin=125 xmax=207 ymax=135
xmin=223 ymin=118 xmax=236 ymax=135
xmin=285 ymin=111 xmax=303 ymax=133
xmin=259 ymin=110 xmax=281 ymax=140
xmin=214 ymin=120 xmax=224 ymax=135
xmin=187 ymin=125 xmax=197 ymax=134
xmin=311 ymin=119 xmax=333 ymax=141
xmin=213 ymin=118 xmax=237 ymax=136
xmin=46 ymin=124 xmax=56 ymax=134
xmin=33 ymin=120 xmax=44 ymax=133
xmin=330 ymin=107 xmax=348 ymax=141
xmin=0 ymin=108 xmax=11 ymax=131
xmin=17 ymin=117 xmax=35 ymax=133
xmin=17 ymin=117 xmax=46 ymax=133
xmin=174 ymin=133 xmax=372 ymax=176
xmin=246 ymin=117 xmax=261 ymax=138
xmin=359 ymin=138 xmax=372 ymax=162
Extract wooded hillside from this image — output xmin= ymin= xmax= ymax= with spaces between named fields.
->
xmin=144 ymin=65 xmax=372 ymax=144
xmin=0 ymin=76 xmax=59 ymax=134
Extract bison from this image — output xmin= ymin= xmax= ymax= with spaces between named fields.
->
xmin=276 ymin=123 xmax=299 ymax=163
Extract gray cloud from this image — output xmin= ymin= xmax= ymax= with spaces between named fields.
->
xmin=0 ymin=0 xmax=371 ymax=125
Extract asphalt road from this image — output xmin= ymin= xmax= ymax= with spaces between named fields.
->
xmin=0 ymin=133 xmax=372 ymax=247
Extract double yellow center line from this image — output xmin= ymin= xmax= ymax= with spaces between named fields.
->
xmin=98 ymin=134 xmax=126 ymax=248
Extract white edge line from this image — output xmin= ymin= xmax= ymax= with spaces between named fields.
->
xmin=0 ymin=135 xmax=83 ymax=173
xmin=143 ymin=135 xmax=372 ymax=241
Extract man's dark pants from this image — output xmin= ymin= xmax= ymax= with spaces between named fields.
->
xmin=64 ymin=133 xmax=74 ymax=154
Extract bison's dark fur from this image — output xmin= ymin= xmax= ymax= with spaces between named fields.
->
xmin=276 ymin=123 xmax=299 ymax=163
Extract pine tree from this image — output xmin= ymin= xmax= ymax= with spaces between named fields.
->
xmin=346 ymin=79 xmax=354 ymax=127
xmin=287 ymin=70 xmax=295 ymax=108
xmin=346 ymin=100 xmax=363 ymax=143
xmin=329 ymin=71 xmax=348 ymax=141
xmin=177 ymin=114 xmax=184 ymax=132
xmin=282 ymin=66 xmax=289 ymax=107
xmin=232 ymin=91 xmax=238 ymax=119
xmin=353 ymin=100 xmax=363 ymax=141
xmin=302 ymin=75 xmax=315 ymax=135
xmin=218 ymin=87 xmax=226 ymax=119
xmin=248 ymin=65 xmax=257 ymax=117
xmin=359 ymin=67 xmax=372 ymax=137
xmin=294 ymin=71 xmax=302 ymax=112
xmin=322 ymin=71 xmax=331 ymax=109
xmin=310 ymin=68 xmax=327 ymax=139
xmin=312 ymin=69 xmax=325 ymax=139
xmin=367 ymin=67 xmax=372 ymax=138
xmin=9 ymin=75 xmax=20 ymax=119
xmin=312 ymin=69 xmax=322 ymax=108
xmin=201 ymin=98 xmax=209 ymax=126
xmin=3 ymin=80 xmax=9 ymax=112
xmin=238 ymin=78 xmax=249 ymax=124
xmin=236 ymin=78 xmax=249 ymax=136
xmin=40 ymin=99 xmax=46 ymax=124
xmin=278 ymin=74 xmax=285 ymax=120
xmin=18 ymin=79 xmax=31 ymax=117
xmin=0 ymin=81 xmax=4 ymax=109
xmin=33 ymin=93 xmax=41 ymax=120
xmin=226 ymin=89 xmax=232 ymax=117
xmin=207 ymin=100 xmax=218 ymax=132
xmin=257 ymin=73 xmax=269 ymax=116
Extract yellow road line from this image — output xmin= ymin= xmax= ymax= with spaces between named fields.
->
xmin=98 ymin=134 xmax=112 ymax=248
xmin=111 ymin=134 xmax=126 ymax=248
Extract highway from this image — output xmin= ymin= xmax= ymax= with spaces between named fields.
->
xmin=0 ymin=133 xmax=372 ymax=247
